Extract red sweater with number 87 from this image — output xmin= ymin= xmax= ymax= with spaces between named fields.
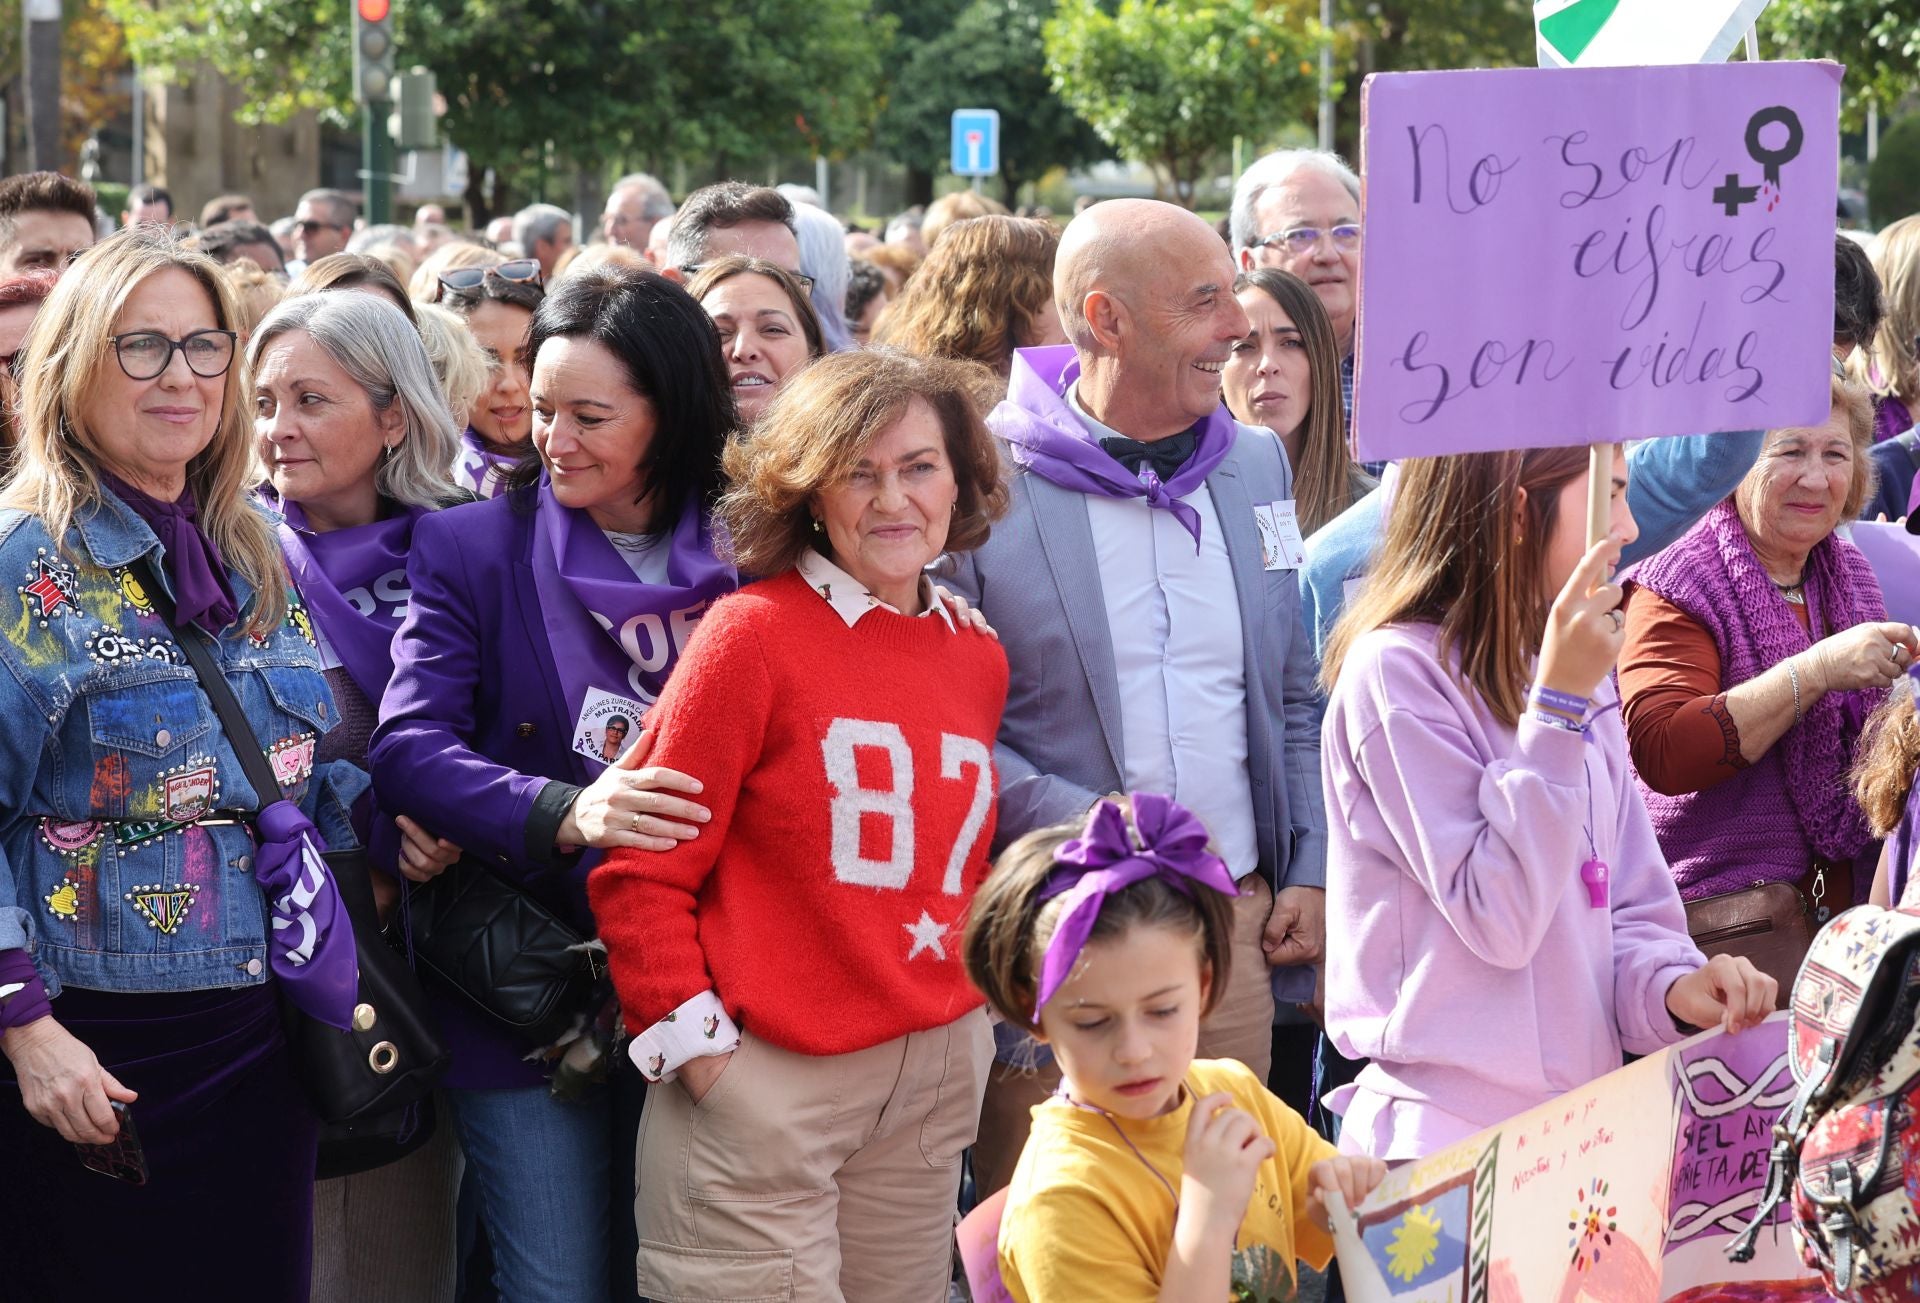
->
xmin=589 ymin=569 xmax=1009 ymax=1056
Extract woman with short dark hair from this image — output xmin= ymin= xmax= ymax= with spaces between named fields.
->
xmin=370 ymin=267 xmax=735 ymax=1299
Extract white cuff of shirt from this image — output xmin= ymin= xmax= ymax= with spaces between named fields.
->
xmin=626 ymin=990 xmax=741 ymax=1083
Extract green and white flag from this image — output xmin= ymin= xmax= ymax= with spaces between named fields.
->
xmin=1535 ymin=0 xmax=1773 ymax=68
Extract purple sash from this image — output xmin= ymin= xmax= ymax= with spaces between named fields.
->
xmin=277 ymin=500 xmax=423 ymax=704
xmin=528 ymin=480 xmax=736 ymax=780
xmin=991 ymin=345 xmax=1236 ymax=548
xmin=452 ymin=428 xmax=519 ymax=501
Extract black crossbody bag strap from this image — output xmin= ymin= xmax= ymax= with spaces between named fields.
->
xmin=136 ymin=557 xmax=287 ymax=806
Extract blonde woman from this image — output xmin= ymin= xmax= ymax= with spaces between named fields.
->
xmin=414 ymin=303 xmax=490 ymax=440
xmin=1849 ymin=214 xmax=1920 ymax=442
xmin=0 ymin=227 xmax=368 ymax=1298
xmin=873 ymin=215 xmax=1065 ymax=394
xmin=1224 ymin=268 xmax=1374 ymax=536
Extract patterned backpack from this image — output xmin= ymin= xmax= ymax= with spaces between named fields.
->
xmin=1729 ymin=904 xmax=1920 ymax=1299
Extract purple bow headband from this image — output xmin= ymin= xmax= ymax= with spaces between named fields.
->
xmin=1031 ymin=793 xmax=1240 ymax=1022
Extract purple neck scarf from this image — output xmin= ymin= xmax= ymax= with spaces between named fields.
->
xmin=452 ymin=427 xmax=519 ymax=501
xmin=529 ymin=480 xmax=737 ymax=779
xmin=277 ymin=498 xmax=425 ymax=704
xmin=1031 ymin=794 xmax=1241 ymax=1021
xmin=253 ymin=800 xmax=357 ymax=1030
xmin=991 ymin=345 xmax=1236 ymax=549
xmin=101 ymin=470 xmax=239 ymax=634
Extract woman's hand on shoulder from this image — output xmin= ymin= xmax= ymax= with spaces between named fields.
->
xmin=929 ymin=585 xmax=998 ymax=640
xmin=1536 ymin=533 xmax=1628 ymax=700
xmin=1666 ymin=953 xmax=1776 ymax=1035
xmin=1804 ymin=621 xmax=1919 ymax=695
xmin=0 ymin=1017 xmax=137 ymax=1144
xmin=556 ymin=728 xmax=712 ymax=853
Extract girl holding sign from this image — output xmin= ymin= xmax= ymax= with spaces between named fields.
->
xmin=370 ymin=268 xmax=734 ymax=1298
xmin=1318 ymin=446 xmax=1775 ymax=1159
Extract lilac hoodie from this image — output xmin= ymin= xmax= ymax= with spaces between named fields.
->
xmin=1322 ymin=623 xmax=1703 ymax=1159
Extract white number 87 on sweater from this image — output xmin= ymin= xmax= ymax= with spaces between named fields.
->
xmin=822 ymin=718 xmax=993 ymax=893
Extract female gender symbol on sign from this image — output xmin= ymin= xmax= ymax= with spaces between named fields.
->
xmin=1712 ymin=106 xmax=1803 ymax=215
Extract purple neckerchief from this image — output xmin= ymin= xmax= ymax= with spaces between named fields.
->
xmin=528 ymin=479 xmax=737 ymax=781
xmin=277 ymin=499 xmax=425 ymax=705
xmin=254 ymin=799 xmax=357 ymax=1030
xmin=991 ymin=345 xmax=1235 ymax=550
xmin=452 ymin=427 xmax=520 ymax=500
xmin=100 ymin=470 xmax=240 ymax=634
xmin=1031 ymin=793 xmax=1240 ymax=1020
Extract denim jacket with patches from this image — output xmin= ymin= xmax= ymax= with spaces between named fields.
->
xmin=0 ymin=493 xmax=367 ymax=996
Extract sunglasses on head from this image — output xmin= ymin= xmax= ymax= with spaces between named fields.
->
xmin=437 ymin=259 xmax=543 ymax=294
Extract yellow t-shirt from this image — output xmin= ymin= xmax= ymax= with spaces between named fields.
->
xmin=998 ymin=1057 xmax=1338 ymax=1303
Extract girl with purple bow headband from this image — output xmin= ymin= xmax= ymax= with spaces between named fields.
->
xmin=963 ymin=794 xmax=1384 ymax=1302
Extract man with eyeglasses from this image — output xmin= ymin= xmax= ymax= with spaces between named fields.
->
xmin=1231 ymin=150 xmax=1364 ymax=442
xmin=289 ymin=188 xmax=358 ymax=272
xmin=660 ymin=182 xmax=802 ymax=285
xmin=602 ymin=172 xmax=675 ymax=254
xmin=0 ymin=172 xmax=97 ymax=280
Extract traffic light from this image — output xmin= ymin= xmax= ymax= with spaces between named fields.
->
xmin=354 ymin=0 xmax=395 ymax=104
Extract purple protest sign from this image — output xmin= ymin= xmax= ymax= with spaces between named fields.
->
xmin=1353 ymin=61 xmax=1841 ymax=461
xmin=1846 ymin=522 xmax=1920 ymax=628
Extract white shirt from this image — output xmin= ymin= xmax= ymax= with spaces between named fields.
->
xmin=1067 ymin=386 xmax=1259 ymax=878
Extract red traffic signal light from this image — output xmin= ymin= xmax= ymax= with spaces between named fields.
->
xmin=357 ymin=0 xmax=390 ymax=20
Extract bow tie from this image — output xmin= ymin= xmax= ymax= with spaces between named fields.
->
xmin=1099 ymin=429 xmax=1196 ymax=483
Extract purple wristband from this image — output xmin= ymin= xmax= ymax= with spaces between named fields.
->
xmin=0 ymin=948 xmax=51 ymax=1031
xmin=1529 ymin=685 xmax=1590 ymax=720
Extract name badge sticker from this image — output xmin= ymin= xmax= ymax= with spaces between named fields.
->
xmin=1254 ymin=501 xmax=1307 ymax=571
xmin=572 ymin=686 xmax=648 ymax=769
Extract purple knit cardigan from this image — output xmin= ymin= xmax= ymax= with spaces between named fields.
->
xmin=1628 ymin=500 xmax=1885 ymax=899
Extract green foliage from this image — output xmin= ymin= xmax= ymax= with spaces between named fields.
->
xmin=874 ymin=0 xmax=1104 ymax=203
xmin=1762 ymin=0 xmax=1920 ymax=127
xmin=103 ymin=0 xmax=893 ymax=207
xmin=1867 ymin=115 xmax=1920 ymax=226
xmin=1044 ymin=0 xmax=1319 ymax=204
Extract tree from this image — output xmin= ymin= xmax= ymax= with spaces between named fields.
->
xmin=102 ymin=0 xmax=892 ymax=218
xmin=1326 ymin=0 xmax=1534 ymax=160
xmin=1044 ymin=0 xmax=1319 ymax=205
xmin=1761 ymin=0 xmax=1920 ymax=128
xmin=0 ymin=0 xmax=134 ymax=167
xmin=875 ymin=0 xmax=1105 ymax=205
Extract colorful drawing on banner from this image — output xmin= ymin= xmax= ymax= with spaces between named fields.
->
xmin=1335 ymin=1017 xmax=1821 ymax=1303
xmin=1352 ymin=61 xmax=1839 ymax=462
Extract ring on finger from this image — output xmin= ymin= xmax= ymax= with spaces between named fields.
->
xmin=1608 ymin=608 xmax=1625 ymax=631
xmin=631 ymin=812 xmax=642 ymax=832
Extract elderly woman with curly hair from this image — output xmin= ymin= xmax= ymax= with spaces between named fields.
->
xmin=1620 ymin=374 xmax=1916 ymax=985
xmin=590 ymin=348 xmax=1009 ymax=1303
xmin=873 ymin=215 xmax=1064 ymax=398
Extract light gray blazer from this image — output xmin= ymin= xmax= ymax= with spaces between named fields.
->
xmin=943 ymin=422 xmax=1327 ymax=891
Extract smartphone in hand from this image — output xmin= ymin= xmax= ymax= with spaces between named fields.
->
xmin=74 ymin=1100 xmax=147 ymax=1185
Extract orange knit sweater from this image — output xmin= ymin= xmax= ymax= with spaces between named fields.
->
xmin=589 ymin=569 xmax=1009 ymax=1056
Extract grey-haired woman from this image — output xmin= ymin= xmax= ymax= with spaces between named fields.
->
xmin=251 ymin=288 xmax=470 ymax=1300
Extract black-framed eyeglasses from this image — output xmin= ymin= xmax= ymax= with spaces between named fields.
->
xmin=108 ymin=329 xmax=238 ymax=381
xmin=1256 ymin=223 xmax=1361 ymax=255
xmin=681 ymin=262 xmax=815 ymax=292
xmin=438 ymin=258 xmax=544 ymax=294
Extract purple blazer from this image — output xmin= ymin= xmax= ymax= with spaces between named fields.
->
xmin=369 ymin=488 xmax=587 ymax=1087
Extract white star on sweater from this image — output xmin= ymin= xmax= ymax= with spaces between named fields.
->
xmin=904 ymin=911 xmax=949 ymax=960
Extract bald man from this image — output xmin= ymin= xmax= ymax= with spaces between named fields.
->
xmin=943 ymin=200 xmax=1329 ymax=1193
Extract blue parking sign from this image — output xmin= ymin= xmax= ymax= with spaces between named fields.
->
xmin=950 ymin=109 xmax=1001 ymax=177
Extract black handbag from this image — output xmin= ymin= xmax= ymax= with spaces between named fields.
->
xmin=143 ymin=561 xmax=449 ymax=1134
xmin=406 ymin=859 xmax=600 ymax=1050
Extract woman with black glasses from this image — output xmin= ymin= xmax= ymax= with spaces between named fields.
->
xmin=0 ymin=229 xmax=369 ymax=1299
xmin=440 ymin=256 xmax=544 ymax=499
